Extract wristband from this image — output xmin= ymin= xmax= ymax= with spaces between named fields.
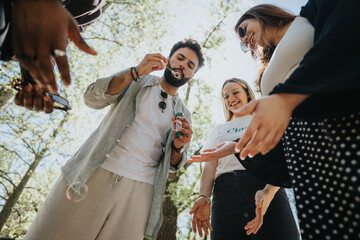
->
xmin=198 ymin=194 xmax=211 ymax=203
xmin=130 ymin=67 xmax=136 ymax=81
xmin=133 ymin=66 xmax=140 ymax=82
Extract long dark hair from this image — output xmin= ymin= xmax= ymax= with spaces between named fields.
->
xmin=235 ymin=4 xmax=296 ymax=47
xmin=235 ymin=4 xmax=296 ymax=92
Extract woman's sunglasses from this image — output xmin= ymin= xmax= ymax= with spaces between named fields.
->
xmin=238 ymin=27 xmax=250 ymax=53
xmin=238 ymin=27 xmax=246 ymax=38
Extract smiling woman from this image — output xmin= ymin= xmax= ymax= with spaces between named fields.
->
xmin=235 ymin=5 xmax=296 ymax=55
xmin=230 ymin=1 xmax=360 ymax=240
xmin=189 ymin=78 xmax=299 ymax=240
xmin=221 ymin=78 xmax=255 ymax=121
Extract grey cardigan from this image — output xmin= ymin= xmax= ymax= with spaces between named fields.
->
xmin=61 ymin=69 xmax=190 ymax=239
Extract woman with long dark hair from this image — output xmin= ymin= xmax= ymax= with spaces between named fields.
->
xmin=189 ymin=2 xmax=360 ymax=239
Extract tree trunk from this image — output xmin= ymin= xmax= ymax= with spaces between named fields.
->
xmin=0 ymin=155 xmax=42 ymax=230
xmin=0 ymin=113 xmax=68 ymax=230
xmin=156 ymin=172 xmax=180 ymax=240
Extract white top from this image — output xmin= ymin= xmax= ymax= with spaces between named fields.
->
xmin=202 ymin=115 xmax=253 ymax=179
xmin=101 ymin=84 xmax=174 ymax=184
xmin=261 ymin=16 xmax=315 ymax=95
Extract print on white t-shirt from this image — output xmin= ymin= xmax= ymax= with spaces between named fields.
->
xmin=202 ymin=115 xmax=253 ymax=179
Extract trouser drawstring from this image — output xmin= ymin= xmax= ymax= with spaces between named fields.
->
xmin=113 ymin=175 xmax=122 ymax=188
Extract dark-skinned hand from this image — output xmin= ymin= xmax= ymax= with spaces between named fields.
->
xmin=12 ymin=0 xmax=97 ymax=93
xmin=14 ymin=85 xmax=54 ymax=113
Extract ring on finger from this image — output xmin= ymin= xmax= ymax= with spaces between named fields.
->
xmin=52 ymin=49 xmax=67 ymax=57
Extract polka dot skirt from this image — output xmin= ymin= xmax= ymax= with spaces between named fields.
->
xmin=283 ymin=112 xmax=360 ymax=240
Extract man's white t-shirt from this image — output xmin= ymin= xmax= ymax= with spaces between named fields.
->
xmin=101 ymin=84 xmax=174 ymax=184
xmin=202 ymin=115 xmax=253 ymax=179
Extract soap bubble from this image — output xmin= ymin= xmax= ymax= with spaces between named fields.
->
xmin=66 ymin=182 xmax=88 ymax=202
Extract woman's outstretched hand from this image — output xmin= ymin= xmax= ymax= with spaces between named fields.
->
xmin=188 ymin=141 xmax=237 ymax=163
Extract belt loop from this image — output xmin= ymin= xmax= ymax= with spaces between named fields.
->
xmin=113 ymin=174 xmax=121 ymax=188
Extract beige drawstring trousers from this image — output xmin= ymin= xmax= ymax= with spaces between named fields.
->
xmin=24 ymin=168 xmax=153 ymax=240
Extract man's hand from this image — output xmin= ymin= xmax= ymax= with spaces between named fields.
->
xmin=14 ymin=85 xmax=54 ymax=113
xmin=244 ymin=186 xmax=278 ymax=235
xmin=234 ymin=94 xmax=308 ymax=160
xmin=188 ymin=141 xmax=237 ymax=163
xmin=189 ymin=197 xmax=213 ymax=237
xmin=173 ymin=117 xmax=192 ymax=150
xmin=135 ymin=53 xmax=167 ymax=76
xmin=12 ymin=0 xmax=97 ymax=93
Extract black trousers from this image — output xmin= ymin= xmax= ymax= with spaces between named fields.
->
xmin=211 ymin=170 xmax=300 ymax=240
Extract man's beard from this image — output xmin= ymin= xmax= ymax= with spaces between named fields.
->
xmin=164 ymin=63 xmax=191 ymax=87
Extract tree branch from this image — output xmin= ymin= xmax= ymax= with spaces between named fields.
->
xmin=0 ymin=170 xmax=17 ymax=188
xmin=86 ymin=37 xmax=125 ymax=47
xmin=0 ymin=182 xmax=10 ymax=197
xmin=202 ymin=19 xmax=225 ymax=49
xmin=0 ymin=145 xmax=29 ymax=166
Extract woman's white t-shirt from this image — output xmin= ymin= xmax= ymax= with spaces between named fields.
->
xmin=261 ymin=16 xmax=315 ymax=95
xmin=202 ymin=115 xmax=253 ymax=179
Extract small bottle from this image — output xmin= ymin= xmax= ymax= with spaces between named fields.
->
xmin=173 ymin=112 xmax=184 ymax=138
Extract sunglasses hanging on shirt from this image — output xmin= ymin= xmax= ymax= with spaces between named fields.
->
xmin=159 ymin=90 xmax=168 ymax=113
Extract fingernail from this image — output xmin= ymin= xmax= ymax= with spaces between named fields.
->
xmin=248 ymin=153 xmax=253 ymax=158
xmin=240 ymin=155 xmax=245 ymax=161
xmin=91 ymin=47 xmax=97 ymax=55
xmin=235 ymin=148 xmax=240 ymax=153
xmin=62 ymin=78 xmax=71 ymax=86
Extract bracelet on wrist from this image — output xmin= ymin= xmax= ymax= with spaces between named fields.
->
xmin=130 ymin=67 xmax=136 ymax=81
xmin=132 ymin=66 xmax=140 ymax=82
xmin=198 ymin=194 xmax=211 ymax=203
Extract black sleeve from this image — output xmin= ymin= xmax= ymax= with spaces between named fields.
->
xmin=233 ymin=138 xmax=292 ymax=188
xmin=270 ymin=0 xmax=360 ymax=96
xmin=0 ymin=0 xmax=12 ymax=60
xmin=64 ymin=0 xmax=103 ymax=32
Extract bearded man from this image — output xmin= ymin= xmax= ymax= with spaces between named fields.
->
xmin=24 ymin=38 xmax=205 ymax=240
